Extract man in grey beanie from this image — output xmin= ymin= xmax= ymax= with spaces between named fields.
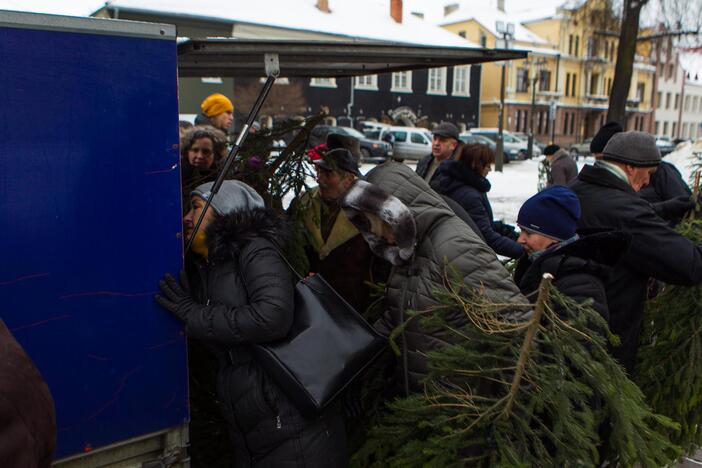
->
xmin=570 ymin=131 xmax=702 ymax=373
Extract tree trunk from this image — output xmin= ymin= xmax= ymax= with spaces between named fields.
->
xmin=607 ymin=0 xmax=648 ymax=125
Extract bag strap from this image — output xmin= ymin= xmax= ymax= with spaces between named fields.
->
xmin=268 ymin=243 xmax=303 ymax=281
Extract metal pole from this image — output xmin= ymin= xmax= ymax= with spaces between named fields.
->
xmin=496 ymin=61 xmax=507 ymax=172
xmin=185 ymin=67 xmax=279 ymax=253
xmin=528 ymin=75 xmax=537 ymax=158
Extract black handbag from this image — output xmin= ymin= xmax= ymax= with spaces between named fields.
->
xmin=241 ymin=249 xmax=386 ymax=417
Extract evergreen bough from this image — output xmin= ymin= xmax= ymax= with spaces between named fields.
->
xmin=354 ymin=271 xmax=678 ymax=467
xmin=637 ymin=219 xmax=702 ymax=458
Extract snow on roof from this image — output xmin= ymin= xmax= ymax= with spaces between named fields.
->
xmin=436 ymin=2 xmax=549 ymax=45
xmin=680 ymin=51 xmax=702 ymax=85
xmin=103 ymin=0 xmax=479 ymax=48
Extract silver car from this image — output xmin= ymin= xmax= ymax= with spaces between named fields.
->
xmin=379 ymin=126 xmax=433 ymax=161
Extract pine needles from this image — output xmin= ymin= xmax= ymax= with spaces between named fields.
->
xmin=637 ymin=219 xmax=702 ymax=458
xmin=353 ymin=271 xmax=678 ymax=467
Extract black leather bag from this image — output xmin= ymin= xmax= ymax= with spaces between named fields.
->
xmin=245 ymin=252 xmax=386 ymax=417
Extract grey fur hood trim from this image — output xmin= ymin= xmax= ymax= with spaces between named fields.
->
xmin=340 ymin=179 xmax=416 ymax=265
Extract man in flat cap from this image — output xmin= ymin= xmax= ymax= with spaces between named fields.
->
xmin=416 ymin=122 xmax=461 ymax=183
xmin=570 ymin=131 xmax=702 ymax=373
xmin=292 ymin=134 xmax=378 ymax=314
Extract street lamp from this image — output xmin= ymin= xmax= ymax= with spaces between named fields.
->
xmin=526 ymin=57 xmax=548 ymax=158
xmin=495 ymin=21 xmax=515 ymax=172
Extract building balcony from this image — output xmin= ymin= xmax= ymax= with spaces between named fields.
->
xmin=537 ymin=90 xmax=563 ymax=97
xmin=584 ymin=94 xmax=609 ymax=102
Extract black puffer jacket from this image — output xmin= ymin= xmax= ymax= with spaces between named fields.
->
xmin=431 ymin=160 xmax=524 ymax=259
xmin=186 ymin=209 xmax=346 ymax=467
xmin=570 ymin=164 xmax=702 ymax=373
xmin=514 ymin=232 xmax=630 ymax=323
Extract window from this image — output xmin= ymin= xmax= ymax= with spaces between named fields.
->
xmin=663 ymin=121 xmax=669 ymax=135
xmin=565 ymin=73 xmax=571 ymax=97
xmin=673 ymin=122 xmax=677 ymax=137
xmin=685 ymin=95 xmax=691 ymax=111
xmin=452 ymin=65 xmax=471 ymax=96
xmin=574 ymin=36 xmax=580 ymax=57
xmin=568 ymin=34 xmax=573 ymax=55
xmin=516 ymin=68 xmax=529 ymax=93
xmin=391 ymin=71 xmax=413 ymax=92
xmin=563 ymin=112 xmax=569 ymax=134
xmin=636 ymin=82 xmax=645 ymax=103
xmin=590 ymin=73 xmax=600 ymax=95
xmin=666 ymin=92 xmax=672 ymax=109
xmin=694 ymin=96 xmax=700 ymax=112
xmin=570 ymin=112 xmax=575 ymax=135
xmin=587 ymin=38 xmax=599 ymax=58
xmin=571 ymin=74 xmax=577 ymax=97
xmin=310 ymin=77 xmax=337 ymax=88
xmin=427 ymin=67 xmax=447 ymax=95
xmin=410 ymin=132 xmax=428 ymax=144
xmin=389 ymin=130 xmax=407 ymax=142
xmin=516 ymin=110 xmax=522 ymax=132
xmin=458 ymin=31 xmax=466 ymax=38
xmin=479 ymin=32 xmax=487 ymax=47
xmin=668 ymin=64 xmax=674 ymax=80
xmin=657 ymin=91 xmax=662 ymax=109
xmin=655 ymin=121 xmax=660 ymax=135
xmin=538 ymin=70 xmax=551 ymax=91
xmin=675 ymin=93 xmax=680 ymax=110
xmin=683 ymin=123 xmax=689 ymax=138
xmin=607 ymin=77 xmax=612 ymax=95
xmin=355 ymin=75 xmax=378 ymax=90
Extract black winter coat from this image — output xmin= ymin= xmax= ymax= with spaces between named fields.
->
xmin=639 ymin=160 xmax=691 ymax=204
xmin=415 ymin=153 xmax=433 ymax=180
xmin=186 ymin=209 xmax=346 ymax=467
xmin=570 ymin=164 xmax=702 ymax=373
xmin=514 ymin=232 xmax=630 ymax=323
xmin=431 ymin=160 xmax=524 ymax=259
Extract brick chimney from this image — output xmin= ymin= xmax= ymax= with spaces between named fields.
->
xmin=317 ymin=0 xmax=330 ymax=13
xmin=444 ymin=3 xmax=459 ymax=17
xmin=497 ymin=0 xmax=505 ymax=13
xmin=391 ymin=0 xmax=402 ymax=23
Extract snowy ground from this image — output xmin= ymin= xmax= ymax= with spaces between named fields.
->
xmin=291 ymin=142 xmax=701 ymax=226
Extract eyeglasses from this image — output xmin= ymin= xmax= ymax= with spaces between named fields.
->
xmin=189 ymin=147 xmax=213 ymax=157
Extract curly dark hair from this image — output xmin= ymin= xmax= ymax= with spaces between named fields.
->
xmin=180 ymin=125 xmax=227 ymax=161
xmin=458 ymin=143 xmax=495 ymax=173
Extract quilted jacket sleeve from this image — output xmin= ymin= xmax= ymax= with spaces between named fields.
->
xmin=185 ymin=240 xmax=295 ymax=344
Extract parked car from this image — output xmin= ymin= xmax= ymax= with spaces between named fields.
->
xmin=311 ymin=125 xmax=393 ymax=163
xmin=378 ymin=126 xmax=433 ymax=161
xmin=513 ymin=132 xmax=547 ymax=152
xmin=655 ymin=136 xmax=676 ymax=156
xmin=569 ymin=138 xmax=592 ymax=159
xmin=468 ymin=128 xmax=539 ymax=161
xmin=459 ymin=133 xmax=497 ymax=152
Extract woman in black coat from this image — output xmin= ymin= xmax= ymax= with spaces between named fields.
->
xmin=156 ymin=180 xmax=347 ymax=467
xmin=431 ymin=144 xmax=524 ymax=259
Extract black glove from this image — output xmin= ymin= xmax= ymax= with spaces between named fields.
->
xmin=652 ymin=196 xmax=695 ymax=221
xmin=155 ymin=271 xmax=196 ymax=321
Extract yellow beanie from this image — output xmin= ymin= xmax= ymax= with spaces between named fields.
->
xmin=201 ymin=93 xmax=233 ymax=117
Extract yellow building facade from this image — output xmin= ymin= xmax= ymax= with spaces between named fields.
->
xmin=440 ymin=0 xmax=655 ymax=149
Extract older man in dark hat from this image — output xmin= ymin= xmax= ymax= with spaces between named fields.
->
xmin=292 ymin=133 xmax=379 ymax=314
xmin=416 ymin=122 xmax=460 ymax=183
xmin=570 ymin=131 xmax=702 ymax=373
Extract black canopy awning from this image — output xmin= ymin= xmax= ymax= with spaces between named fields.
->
xmin=177 ymin=38 xmax=528 ymax=78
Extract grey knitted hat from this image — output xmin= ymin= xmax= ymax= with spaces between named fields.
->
xmin=191 ymin=180 xmax=264 ymax=216
xmin=602 ymin=131 xmax=661 ymax=167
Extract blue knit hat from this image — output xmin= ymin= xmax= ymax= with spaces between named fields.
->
xmin=517 ymin=186 xmax=581 ymax=241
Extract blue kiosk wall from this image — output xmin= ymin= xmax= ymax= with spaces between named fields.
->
xmin=0 ymin=16 xmax=188 ymax=458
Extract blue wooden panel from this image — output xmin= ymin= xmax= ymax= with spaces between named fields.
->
xmin=0 ymin=24 xmax=187 ymax=458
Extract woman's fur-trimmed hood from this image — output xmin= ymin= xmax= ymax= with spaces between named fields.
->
xmin=205 ymin=207 xmax=290 ymax=264
xmin=340 ymin=179 xmax=416 ymax=265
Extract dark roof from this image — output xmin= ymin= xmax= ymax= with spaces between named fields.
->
xmin=177 ymin=38 xmax=528 ymax=78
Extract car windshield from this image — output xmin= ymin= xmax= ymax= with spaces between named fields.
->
xmin=334 ymin=127 xmax=365 ymax=139
xmin=504 ymin=134 xmax=521 ymax=143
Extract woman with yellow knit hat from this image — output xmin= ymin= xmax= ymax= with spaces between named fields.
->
xmin=194 ymin=93 xmax=234 ymax=134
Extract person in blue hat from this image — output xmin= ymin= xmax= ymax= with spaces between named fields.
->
xmin=513 ymin=186 xmax=630 ymax=322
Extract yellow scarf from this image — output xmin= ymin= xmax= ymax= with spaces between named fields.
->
xmin=191 ymin=230 xmax=209 ymax=258
xmin=301 ymin=188 xmax=359 ymax=259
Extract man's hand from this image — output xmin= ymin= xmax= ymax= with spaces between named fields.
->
xmin=155 ymin=271 xmax=195 ymax=321
xmin=652 ymin=196 xmax=696 ymax=221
